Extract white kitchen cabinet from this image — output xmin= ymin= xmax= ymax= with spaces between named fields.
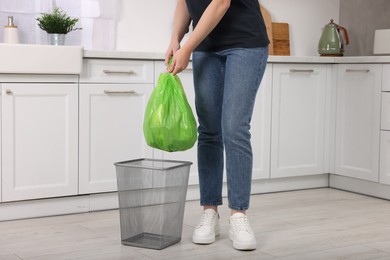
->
xmin=380 ymin=131 xmax=390 ymax=185
xmin=335 ymin=64 xmax=382 ymax=182
xmin=78 ymin=59 xmax=154 ymax=194
xmin=78 ymin=84 xmax=153 ymax=194
xmin=1 ymin=83 xmax=78 ymax=202
xmin=80 ymin=59 xmax=154 ymax=84
xmin=380 ymin=65 xmax=390 ymax=185
xmin=271 ymin=64 xmax=328 ymax=178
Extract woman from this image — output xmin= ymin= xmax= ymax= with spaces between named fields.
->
xmin=166 ymin=0 xmax=269 ymax=250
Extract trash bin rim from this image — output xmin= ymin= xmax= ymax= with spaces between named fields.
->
xmin=114 ymin=158 xmax=193 ymax=171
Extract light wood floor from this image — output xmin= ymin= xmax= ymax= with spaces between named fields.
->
xmin=1 ymin=188 xmax=390 ymax=260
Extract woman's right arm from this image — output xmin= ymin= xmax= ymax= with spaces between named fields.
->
xmin=165 ymin=0 xmax=191 ymax=66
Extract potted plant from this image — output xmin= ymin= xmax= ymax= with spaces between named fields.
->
xmin=36 ymin=7 xmax=81 ymax=45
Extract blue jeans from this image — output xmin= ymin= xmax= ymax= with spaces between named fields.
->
xmin=192 ymin=47 xmax=268 ymax=211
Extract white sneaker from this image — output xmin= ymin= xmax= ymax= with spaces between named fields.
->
xmin=192 ymin=208 xmax=220 ymax=244
xmin=229 ymin=213 xmax=257 ymax=250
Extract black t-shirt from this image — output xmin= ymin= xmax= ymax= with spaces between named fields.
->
xmin=185 ymin=0 xmax=269 ymax=51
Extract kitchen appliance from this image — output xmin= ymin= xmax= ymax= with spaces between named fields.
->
xmin=318 ymin=19 xmax=349 ymax=56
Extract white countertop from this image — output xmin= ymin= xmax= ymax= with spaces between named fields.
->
xmin=84 ymin=49 xmax=390 ymax=64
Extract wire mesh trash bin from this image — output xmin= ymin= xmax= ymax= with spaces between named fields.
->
xmin=114 ymin=158 xmax=192 ymax=250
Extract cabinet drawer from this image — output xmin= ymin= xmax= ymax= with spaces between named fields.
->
xmin=383 ymin=64 xmax=390 ymax=91
xmin=80 ymin=59 xmax=154 ymax=83
xmin=382 ymin=92 xmax=390 ymax=130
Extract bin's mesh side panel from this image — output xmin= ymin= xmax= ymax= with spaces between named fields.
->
xmin=115 ymin=163 xmax=190 ymax=249
xmin=161 ymin=166 xmax=190 ymax=239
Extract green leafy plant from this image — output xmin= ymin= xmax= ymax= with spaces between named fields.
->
xmin=37 ymin=7 xmax=82 ymax=34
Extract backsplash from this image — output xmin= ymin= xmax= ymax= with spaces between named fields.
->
xmin=340 ymin=0 xmax=390 ymax=56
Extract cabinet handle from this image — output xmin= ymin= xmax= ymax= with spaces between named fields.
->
xmin=104 ymin=90 xmax=136 ymax=95
xmin=346 ymin=69 xmax=370 ymax=73
xmin=184 ymin=68 xmax=193 ymax=72
xmin=103 ymin=70 xmax=136 ymax=75
xmin=5 ymin=89 xmax=12 ymax=95
xmin=290 ymin=69 xmax=314 ymax=73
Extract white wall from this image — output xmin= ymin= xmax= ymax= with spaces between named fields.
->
xmin=116 ymin=0 xmax=340 ymax=56
xmin=116 ymin=0 xmax=177 ymax=53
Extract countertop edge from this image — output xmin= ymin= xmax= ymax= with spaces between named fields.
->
xmin=83 ymin=50 xmax=166 ymax=60
xmin=83 ymin=50 xmax=390 ymax=63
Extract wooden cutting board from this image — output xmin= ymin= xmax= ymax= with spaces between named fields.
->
xmin=260 ymin=5 xmax=274 ymax=55
xmin=272 ymin=22 xmax=290 ymax=56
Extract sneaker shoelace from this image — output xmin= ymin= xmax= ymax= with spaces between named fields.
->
xmin=232 ymin=215 xmax=254 ymax=234
xmin=197 ymin=211 xmax=217 ymax=228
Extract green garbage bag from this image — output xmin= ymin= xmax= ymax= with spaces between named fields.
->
xmin=143 ymin=72 xmax=197 ymax=152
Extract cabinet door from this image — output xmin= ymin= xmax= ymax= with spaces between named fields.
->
xmin=335 ymin=64 xmax=382 ymax=182
xmin=153 ymin=62 xmax=199 ymax=185
xmin=2 ymin=84 xmax=78 ymax=201
xmin=380 ymin=131 xmax=390 ymax=185
xmin=79 ymin=84 xmax=153 ymax=194
xmin=271 ymin=64 xmax=328 ymax=178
